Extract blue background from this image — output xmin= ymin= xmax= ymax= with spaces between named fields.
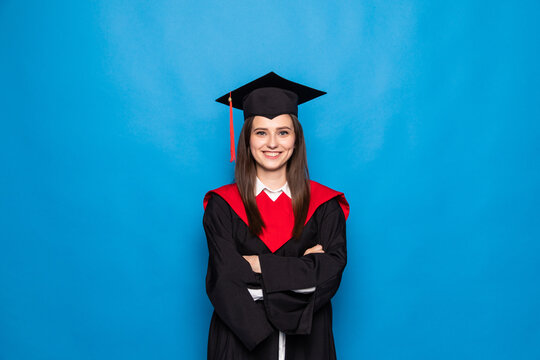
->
xmin=1 ymin=1 xmax=539 ymax=359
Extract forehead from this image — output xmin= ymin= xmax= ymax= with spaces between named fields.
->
xmin=252 ymin=114 xmax=293 ymax=129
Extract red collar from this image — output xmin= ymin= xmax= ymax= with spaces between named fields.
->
xmin=203 ymin=180 xmax=349 ymax=225
xmin=204 ymin=181 xmax=349 ymax=252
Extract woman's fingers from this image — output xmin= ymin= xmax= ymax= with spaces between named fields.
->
xmin=310 ymin=244 xmax=324 ymax=253
xmin=305 ymin=250 xmax=325 ymax=255
xmin=303 ymin=244 xmax=325 ymax=255
xmin=242 ymin=255 xmax=261 ymax=273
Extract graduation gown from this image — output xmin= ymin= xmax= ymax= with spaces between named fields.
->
xmin=203 ymin=180 xmax=349 ymax=360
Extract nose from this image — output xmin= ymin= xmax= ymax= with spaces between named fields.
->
xmin=267 ymin=133 xmax=278 ymax=149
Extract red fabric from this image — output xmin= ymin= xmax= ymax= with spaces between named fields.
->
xmin=229 ymin=92 xmax=235 ymax=162
xmin=203 ymin=180 xmax=349 ymax=252
xmin=307 ymin=181 xmax=349 ymax=222
xmin=204 ymin=183 xmax=248 ymax=224
xmin=256 ymin=192 xmax=294 ymax=252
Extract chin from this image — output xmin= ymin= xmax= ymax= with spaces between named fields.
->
xmin=261 ymin=164 xmax=285 ymax=172
xmin=256 ymin=161 xmax=287 ymax=173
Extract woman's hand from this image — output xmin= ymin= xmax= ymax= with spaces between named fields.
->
xmin=242 ymin=245 xmax=324 ymax=273
xmin=303 ymin=244 xmax=325 ymax=256
xmin=242 ymin=255 xmax=261 ymax=273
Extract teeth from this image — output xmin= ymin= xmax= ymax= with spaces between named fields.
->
xmin=265 ymin=152 xmax=279 ymax=156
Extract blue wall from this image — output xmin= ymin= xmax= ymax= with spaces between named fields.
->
xmin=1 ymin=1 xmax=539 ymax=359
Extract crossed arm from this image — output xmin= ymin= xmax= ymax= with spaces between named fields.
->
xmin=205 ymin=195 xmax=347 ymax=345
xmin=242 ymin=244 xmax=325 ymax=273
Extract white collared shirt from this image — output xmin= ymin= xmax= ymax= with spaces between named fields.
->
xmin=255 ymin=177 xmax=291 ymax=201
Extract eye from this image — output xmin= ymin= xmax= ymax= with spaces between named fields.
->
xmin=278 ymin=130 xmax=290 ymax=136
xmin=254 ymin=130 xmax=266 ymax=136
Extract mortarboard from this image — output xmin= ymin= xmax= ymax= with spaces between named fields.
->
xmin=216 ymin=72 xmax=326 ymax=161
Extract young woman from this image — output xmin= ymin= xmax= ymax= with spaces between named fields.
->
xmin=203 ymin=72 xmax=349 ymax=360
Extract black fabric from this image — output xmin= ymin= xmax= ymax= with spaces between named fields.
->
xmin=215 ymin=72 xmax=326 ymax=120
xmin=242 ymin=87 xmax=298 ymax=119
xmin=204 ymin=194 xmax=347 ymax=360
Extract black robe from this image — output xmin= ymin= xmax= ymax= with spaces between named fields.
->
xmin=203 ymin=184 xmax=348 ymax=360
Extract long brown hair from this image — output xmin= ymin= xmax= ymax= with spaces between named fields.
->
xmin=235 ymin=114 xmax=310 ymax=239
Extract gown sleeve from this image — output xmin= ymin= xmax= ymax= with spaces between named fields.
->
xmin=257 ymin=198 xmax=347 ymax=335
xmin=204 ymin=195 xmax=275 ymax=351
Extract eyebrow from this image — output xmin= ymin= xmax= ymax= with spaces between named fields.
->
xmin=252 ymin=126 xmax=293 ymax=131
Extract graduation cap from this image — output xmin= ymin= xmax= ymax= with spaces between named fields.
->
xmin=216 ymin=72 xmax=326 ymax=162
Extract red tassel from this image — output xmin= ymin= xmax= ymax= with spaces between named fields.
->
xmin=229 ymin=92 xmax=236 ymax=162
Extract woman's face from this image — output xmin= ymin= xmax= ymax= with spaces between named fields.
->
xmin=249 ymin=114 xmax=296 ymax=176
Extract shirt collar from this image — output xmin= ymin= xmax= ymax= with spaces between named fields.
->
xmin=255 ymin=177 xmax=291 ymax=198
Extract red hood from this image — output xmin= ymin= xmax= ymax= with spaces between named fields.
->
xmin=203 ymin=180 xmax=349 ymax=226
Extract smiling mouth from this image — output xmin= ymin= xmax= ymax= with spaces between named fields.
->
xmin=263 ymin=151 xmax=281 ymax=158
